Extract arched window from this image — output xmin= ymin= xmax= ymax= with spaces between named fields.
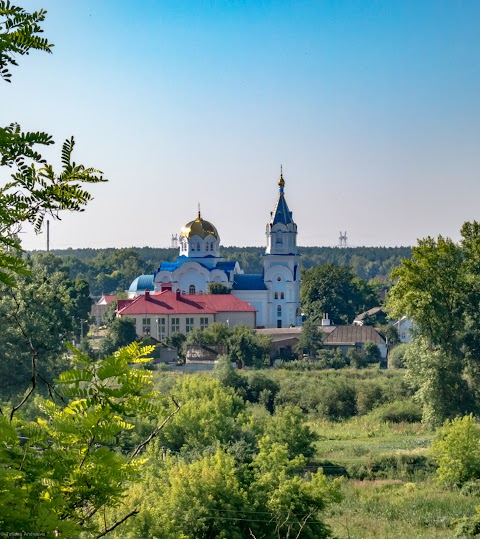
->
xmin=296 ymin=307 xmax=301 ymax=317
xmin=277 ymin=305 xmax=282 ymax=318
xmin=189 ymin=285 xmax=196 ymax=295
xmin=280 ymin=292 xmax=285 ymax=300
xmin=197 ymin=242 xmax=201 ymax=251
xmin=205 ymin=242 xmax=209 ymax=252
xmin=191 ymin=242 xmax=195 ymax=251
xmin=274 ymin=292 xmax=278 ymax=300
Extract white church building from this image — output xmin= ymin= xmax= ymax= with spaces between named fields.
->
xmin=128 ymin=172 xmax=302 ymax=328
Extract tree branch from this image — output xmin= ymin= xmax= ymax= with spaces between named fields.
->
xmin=95 ymin=508 xmax=139 ymax=539
xmin=129 ymin=396 xmax=181 ymax=461
xmin=9 ymin=289 xmax=37 ymax=420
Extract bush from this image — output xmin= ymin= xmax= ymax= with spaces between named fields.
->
xmin=431 ymin=414 xmax=480 ymax=488
xmin=347 ymin=453 xmax=436 ymax=480
xmin=316 ymin=382 xmax=357 ymax=420
xmin=347 ymin=348 xmax=368 ymax=369
xmin=370 ymin=399 xmax=423 ymax=423
xmin=389 ymin=343 xmax=409 ymax=369
xmin=355 ymin=381 xmax=386 ymax=415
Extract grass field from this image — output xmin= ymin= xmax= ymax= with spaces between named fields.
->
xmin=309 ymin=417 xmax=478 ymax=539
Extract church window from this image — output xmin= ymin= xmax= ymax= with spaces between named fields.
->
xmin=191 ymin=242 xmax=195 ymax=251
xmin=274 ymin=292 xmax=278 ymax=300
xmin=171 ymin=318 xmax=180 ymax=333
xmin=277 ymin=305 xmax=282 ymax=318
xmin=296 ymin=308 xmax=301 ymax=317
xmin=277 ymin=276 xmax=282 ymax=281
xmin=186 ymin=317 xmax=194 ymax=333
xmin=205 ymin=242 xmax=209 ymax=252
xmin=142 ymin=318 xmax=151 ymax=335
xmin=280 ymin=292 xmax=285 ymax=300
xmin=197 ymin=242 xmax=201 ymax=251
xmin=189 ymin=285 xmax=196 ymax=295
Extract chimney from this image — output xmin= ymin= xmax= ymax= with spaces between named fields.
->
xmin=176 ymin=289 xmax=181 ymax=300
xmin=321 ymin=313 xmax=331 ymax=326
xmin=145 ymin=290 xmax=150 ymax=300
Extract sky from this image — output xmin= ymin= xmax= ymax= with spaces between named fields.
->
xmin=3 ymin=0 xmax=480 ymax=250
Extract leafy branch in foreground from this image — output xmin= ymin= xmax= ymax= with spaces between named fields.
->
xmin=0 ymin=343 xmax=180 ymax=537
xmin=0 ymin=0 xmax=53 ymax=82
xmin=0 ymin=1 xmax=106 ymax=286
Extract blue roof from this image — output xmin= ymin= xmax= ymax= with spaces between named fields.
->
xmin=128 ymin=274 xmax=154 ymax=292
xmin=232 ymin=274 xmax=267 ymax=291
xmin=271 ymin=192 xmax=294 ymax=226
xmin=216 ymin=261 xmax=237 ymax=271
xmin=159 ymin=261 xmax=180 ymax=272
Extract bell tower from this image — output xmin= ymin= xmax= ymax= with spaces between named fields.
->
xmin=263 ymin=169 xmax=302 ymax=327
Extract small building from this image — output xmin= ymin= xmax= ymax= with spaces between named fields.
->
xmin=322 ymin=325 xmax=387 ymax=359
xmin=256 ymin=327 xmax=303 ymax=359
xmin=353 ymin=306 xmax=387 ymax=326
xmin=91 ymin=294 xmax=117 ymax=325
xmin=117 ymin=288 xmax=256 ymax=339
xmin=393 ymin=316 xmax=414 ymax=343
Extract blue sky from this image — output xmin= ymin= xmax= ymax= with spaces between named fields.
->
xmin=4 ymin=0 xmax=480 ymax=249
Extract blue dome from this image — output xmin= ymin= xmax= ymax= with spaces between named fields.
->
xmin=128 ymin=274 xmax=154 ymax=292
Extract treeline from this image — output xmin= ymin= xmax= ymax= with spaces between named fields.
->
xmin=32 ymin=245 xmax=411 ymax=296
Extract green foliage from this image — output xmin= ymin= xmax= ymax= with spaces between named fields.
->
xmin=294 ymin=319 xmax=324 ymax=358
xmin=46 ymin=246 xmax=410 ymax=296
xmin=363 ymin=341 xmax=382 ymax=363
xmin=368 ymin=399 xmax=423 ymax=423
xmin=386 ymin=223 xmax=480 ymax=424
xmin=157 ymin=375 xmax=245 ymax=451
xmin=0 ymin=257 xmax=94 ymax=397
xmin=0 ymin=343 xmax=159 ymax=536
xmin=207 ymin=282 xmax=231 ymax=294
xmin=301 ymin=264 xmax=378 ymax=324
xmin=165 ymin=331 xmax=186 ymax=355
xmin=0 ymin=1 xmax=53 ymax=82
xmin=228 ymin=324 xmax=271 ymax=367
xmin=404 ymin=338 xmax=475 ymax=426
xmin=0 ymin=4 xmax=105 ymax=286
xmin=264 ymin=406 xmax=318 ymax=459
xmin=431 ymin=415 xmax=480 ymax=488
xmin=346 ymin=347 xmax=368 ymax=369
xmin=389 ymin=342 xmax=409 ymax=368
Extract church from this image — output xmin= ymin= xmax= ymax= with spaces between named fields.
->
xmin=128 ymin=172 xmax=302 ymax=328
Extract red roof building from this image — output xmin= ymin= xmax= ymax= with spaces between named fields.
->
xmin=117 ymin=289 xmax=256 ymax=339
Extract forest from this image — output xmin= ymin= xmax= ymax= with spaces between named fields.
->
xmin=35 ymin=245 xmax=412 ymax=296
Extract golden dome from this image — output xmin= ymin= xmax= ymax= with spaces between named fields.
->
xmin=180 ymin=212 xmax=219 ymax=240
xmin=278 ymin=174 xmax=285 ymax=188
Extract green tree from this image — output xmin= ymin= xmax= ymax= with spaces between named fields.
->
xmin=301 ymin=264 xmax=378 ymax=324
xmin=294 ymin=319 xmax=323 ymax=359
xmin=165 ymin=331 xmax=187 ymax=359
xmin=228 ymin=325 xmax=270 ymax=367
xmin=250 ymin=436 xmax=341 ymax=539
xmin=363 ymin=341 xmax=382 ymax=363
xmin=404 ymin=338 xmax=473 ymax=426
xmin=123 ymin=448 xmax=249 ymax=539
xmin=0 ymin=259 xmax=94 ymax=397
xmin=386 ymin=224 xmax=480 ymax=424
xmin=264 ymin=406 xmax=318 ymax=459
xmin=203 ymin=321 xmax=232 ymax=345
xmin=431 ymin=414 xmax=480 ymax=488
xmin=207 ymin=282 xmax=231 ymax=294
xmin=0 ymin=343 xmax=176 ymax=536
xmin=0 ymin=3 xmax=105 ymax=287
xmin=157 ymin=375 xmax=245 ymax=451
